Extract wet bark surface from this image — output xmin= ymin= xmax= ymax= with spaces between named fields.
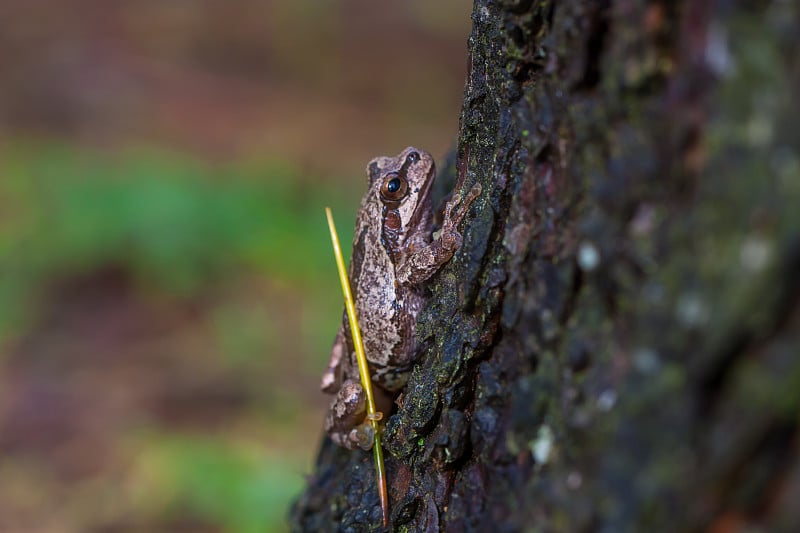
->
xmin=290 ymin=1 xmax=800 ymax=531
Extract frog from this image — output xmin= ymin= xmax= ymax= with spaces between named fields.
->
xmin=321 ymin=146 xmax=481 ymax=450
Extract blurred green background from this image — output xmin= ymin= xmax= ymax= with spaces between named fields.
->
xmin=0 ymin=2 xmax=472 ymax=531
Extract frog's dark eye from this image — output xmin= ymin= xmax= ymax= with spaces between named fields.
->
xmin=380 ymin=173 xmax=408 ymax=202
xmin=405 ymin=151 xmax=420 ymax=165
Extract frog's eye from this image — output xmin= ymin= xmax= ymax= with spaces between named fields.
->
xmin=380 ymin=173 xmax=409 ymax=202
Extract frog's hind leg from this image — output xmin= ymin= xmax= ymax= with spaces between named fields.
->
xmin=324 ymin=380 xmax=368 ymax=449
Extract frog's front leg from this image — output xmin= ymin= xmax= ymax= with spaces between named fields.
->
xmin=323 ymin=380 xmax=377 ymax=450
xmin=396 ymin=183 xmax=482 ymax=286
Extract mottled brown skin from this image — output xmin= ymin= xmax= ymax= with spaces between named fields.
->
xmin=321 ymin=147 xmax=481 ymax=449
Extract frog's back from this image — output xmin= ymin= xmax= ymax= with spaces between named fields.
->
xmin=346 ymin=205 xmax=421 ymax=390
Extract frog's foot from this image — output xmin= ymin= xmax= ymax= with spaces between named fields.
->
xmin=437 ymin=182 xmax=482 ymax=252
xmin=443 ymin=182 xmax=482 ymax=232
xmin=324 ymin=381 xmax=367 ymax=450
xmin=350 ymin=422 xmax=376 ymax=451
xmin=348 ymin=412 xmax=384 ymax=450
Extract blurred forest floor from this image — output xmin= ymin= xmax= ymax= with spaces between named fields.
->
xmin=0 ymin=1 xmax=471 ymax=531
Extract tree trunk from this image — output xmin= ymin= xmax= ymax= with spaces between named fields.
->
xmin=290 ymin=1 xmax=800 ymax=531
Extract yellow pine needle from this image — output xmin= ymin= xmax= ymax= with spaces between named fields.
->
xmin=325 ymin=207 xmax=389 ymax=528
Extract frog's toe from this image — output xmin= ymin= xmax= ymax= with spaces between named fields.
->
xmin=467 ymin=182 xmax=482 ymax=199
xmin=350 ymin=423 xmax=376 ymax=451
xmin=445 ymin=193 xmax=463 ymax=220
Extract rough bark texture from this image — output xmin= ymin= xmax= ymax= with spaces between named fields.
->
xmin=291 ymin=1 xmax=800 ymax=531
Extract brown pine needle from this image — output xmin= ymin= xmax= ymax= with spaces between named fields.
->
xmin=325 ymin=207 xmax=389 ymax=528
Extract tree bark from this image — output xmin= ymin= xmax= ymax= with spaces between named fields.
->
xmin=291 ymin=1 xmax=800 ymax=531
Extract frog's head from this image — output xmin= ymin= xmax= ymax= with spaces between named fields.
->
xmin=367 ymin=147 xmax=436 ymax=251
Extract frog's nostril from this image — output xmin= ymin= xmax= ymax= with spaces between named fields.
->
xmin=406 ymin=151 xmax=420 ymax=165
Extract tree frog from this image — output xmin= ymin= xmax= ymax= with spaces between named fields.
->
xmin=321 ymin=147 xmax=481 ymax=449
